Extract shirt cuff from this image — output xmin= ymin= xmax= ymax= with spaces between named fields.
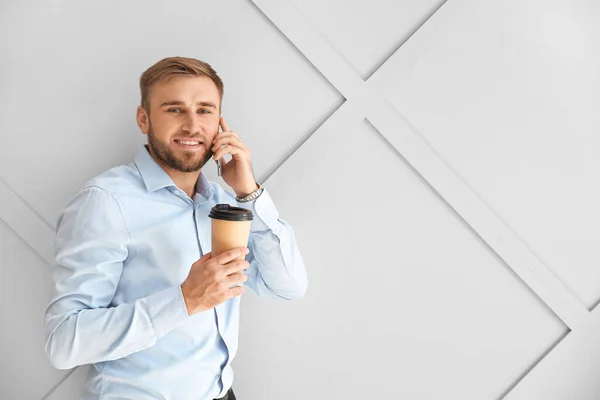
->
xmin=142 ymin=286 xmax=190 ymax=338
xmin=237 ymin=188 xmax=280 ymax=233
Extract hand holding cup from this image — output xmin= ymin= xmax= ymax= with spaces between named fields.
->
xmin=181 ymin=247 xmax=249 ymax=315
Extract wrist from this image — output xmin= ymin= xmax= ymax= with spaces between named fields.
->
xmin=236 ymin=183 xmax=264 ymax=203
xmin=180 ymin=283 xmax=196 ymax=315
xmin=235 ymin=182 xmax=259 ymax=198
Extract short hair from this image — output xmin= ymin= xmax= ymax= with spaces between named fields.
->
xmin=139 ymin=56 xmax=224 ymax=111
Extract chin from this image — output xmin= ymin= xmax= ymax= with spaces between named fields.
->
xmin=177 ymin=156 xmax=209 ymax=173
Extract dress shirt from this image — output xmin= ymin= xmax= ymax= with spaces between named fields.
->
xmin=44 ymin=146 xmax=307 ymax=399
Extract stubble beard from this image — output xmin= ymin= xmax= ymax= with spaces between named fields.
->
xmin=147 ymin=122 xmax=214 ymax=173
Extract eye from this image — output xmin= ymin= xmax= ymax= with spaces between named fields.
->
xmin=198 ymin=108 xmax=212 ymax=114
xmin=167 ymin=108 xmax=183 ymax=113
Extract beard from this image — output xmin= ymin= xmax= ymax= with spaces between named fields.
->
xmin=147 ymin=123 xmax=213 ymax=173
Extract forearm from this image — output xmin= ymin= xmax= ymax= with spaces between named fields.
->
xmin=237 ymin=189 xmax=308 ymax=299
xmin=247 ymin=221 xmax=308 ymax=299
xmin=44 ymin=286 xmax=188 ymax=370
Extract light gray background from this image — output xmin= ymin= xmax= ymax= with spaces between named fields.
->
xmin=1 ymin=0 xmax=599 ymax=399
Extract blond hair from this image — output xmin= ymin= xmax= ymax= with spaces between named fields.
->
xmin=139 ymin=56 xmax=224 ymax=111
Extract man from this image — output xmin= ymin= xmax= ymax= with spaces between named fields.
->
xmin=44 ymin=56 xmax=308 ymax=400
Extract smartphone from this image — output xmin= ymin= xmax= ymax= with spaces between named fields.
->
xmin=217 ymin=114 xmax=223 ymax=176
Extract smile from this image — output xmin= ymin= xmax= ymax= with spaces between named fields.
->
xmin=174 ymin=139 xmax=204 ymax=148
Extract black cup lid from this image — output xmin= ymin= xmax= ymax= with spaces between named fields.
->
xmin=208 ymin=204 xmax=254 ymax=221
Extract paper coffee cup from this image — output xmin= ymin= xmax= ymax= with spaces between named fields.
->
xmin=208 ymin=204 xmax=253 ymax=285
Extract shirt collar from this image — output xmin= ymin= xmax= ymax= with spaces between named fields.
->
xmin=195 ymin=170 xmax=214 ymax=199
xmin=134 ymin=146 xmax=214 ymax=199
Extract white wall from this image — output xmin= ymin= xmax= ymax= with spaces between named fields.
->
xmin=1 ymin=0 xmax=599 ymax=399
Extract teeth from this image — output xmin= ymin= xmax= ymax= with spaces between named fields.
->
xmin=178 ymin=140 xmax=201 ymax=145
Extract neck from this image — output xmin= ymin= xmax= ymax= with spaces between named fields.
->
xmin=147 ymin=147 xmax=201 ymax=199
xmin=168 ymin=170 xmax=201 ymax=199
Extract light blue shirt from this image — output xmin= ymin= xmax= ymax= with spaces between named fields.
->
xmin=44 ymin=147 xmax=308 ymax=399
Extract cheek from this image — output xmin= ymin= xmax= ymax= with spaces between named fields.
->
xmin=151 ymin=117 xmax=179 ymax=136
xmin=207 ymin=123 xmax=219 ymax=140
xmin=206 ymin=133 xmax=217 ymax=146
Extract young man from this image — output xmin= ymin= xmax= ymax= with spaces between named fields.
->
xmin=44 ymin=57 xmax=308 ymax=400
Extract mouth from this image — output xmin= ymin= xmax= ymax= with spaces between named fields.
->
xmin=174 ymin=139 xmax=204 ymax=150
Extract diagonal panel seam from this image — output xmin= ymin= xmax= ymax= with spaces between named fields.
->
xmin=364 ymin=0 xmax=451 ymax=81
xmin=251 ymin=0 xmax=363 ymax=100
xmin=261 ymin=99 xmax=347 ymax=185
xmin=250 ymin=0 xmax=590 ymax=331
xmin=367 ymin=101 xmax=590 ymax=330
xmin=247 ymin=0 xmax=349 ymax=101
xmin=364 ymin=103 xmax=588 ymax=330
xmin=40 ymin=367 xmax=78 ymax=400
xmin=264 ymin=98 xmax=367 ymax=186
xmin=0 ymin=177 xmax=55 ymax=265
xmin=498 ymin=329 xmax=570 ymax=399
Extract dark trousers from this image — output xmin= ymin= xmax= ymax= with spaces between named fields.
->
xmin=214 ymin=387 xmax=236 ymax=400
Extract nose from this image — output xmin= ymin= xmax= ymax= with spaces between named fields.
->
xmin=181 ymin=113 xmax=202 ymax=135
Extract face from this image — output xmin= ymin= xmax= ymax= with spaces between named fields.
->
xmin=137 ymin=75 xmax=221 ymax=173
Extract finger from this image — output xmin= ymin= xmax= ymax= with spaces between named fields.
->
xmin=220 ymin=117 xmax=230 ymax=132
xmin=193 ymin=252 xmax=212 ymax=266
xmin=212 ymin=144 xmax=245 ymax=161
xmin=212 ymin=141 xmax=246 ymax=159
xmin=214 ymin=247 xmax=249 ymax=265
xmin=226 ymin=271 xmax=249 ymax=286
xmin=212 ymin=132 xmax=245 ymax=149
xmin=223 ymin=260 xmax=250 ymax=276
xmin=213 ymin=135 xmax=244 ymax=150
xmin=212 ymin=132 xmax=247 ymax=159
xmin=226 ymin=285 xmax=244 ymax=299
xmin=214 ymin=130 xmax=240 ymax=139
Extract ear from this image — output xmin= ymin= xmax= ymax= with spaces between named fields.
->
xmin=136 ymin=106 xmax=150 ymax=135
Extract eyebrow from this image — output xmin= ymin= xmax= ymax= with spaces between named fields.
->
xmin=160 ymin=100 xmax=217 ymax=108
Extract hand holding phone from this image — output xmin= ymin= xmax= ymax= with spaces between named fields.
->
xmin=212 ymin=116 xmax=257 ymax=197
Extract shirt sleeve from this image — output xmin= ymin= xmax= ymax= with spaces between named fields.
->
xmin=230 ymin=188 xmax=308 ymax=299
xmin=44 ymin=186 xmax=190 ymax=370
